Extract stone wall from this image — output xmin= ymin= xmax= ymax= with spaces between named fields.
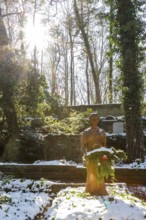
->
xmin=61 ymin=104 xmax=124 ymax=117
xmin=61 ymin=103 xmax=146 ymax=117
xmin=45 ymin=134 xmax=82 ymax=162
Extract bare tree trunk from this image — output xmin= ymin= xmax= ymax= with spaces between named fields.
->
xmin=18 ymin=10 xmax=26 ymax=56
xmin=0 ymin=8 xmax=9 ymax=45
xmin=70 ymin=31 xmax=74 ymax=105
xmin=73 ymin=0 xmax=101 ymax=103
xmin=108 ymin=52 xmax=113 ymax=103
xmin=2 ymin=2 xmax=12 ymax=44
xmin=73 ymin=72 xmax=76 ymax=105
xmin=85 ymin=56 xmax=90 ymax=104
xmin=3 ymin=93 xmax=18 ymax=133
xmin=64 ymin=45 xmax=69 ymax=105
xmin=108 ymin=1 xmax=113 ymax=103
xmin=69 ymin=23 xmax=75 ymax=105
xmin=32 ymin=0 xmax=38 ymax=71
xmin=63 ymin=10 xmax=70 ymax=105
xmin=51 ymin=68 xmax=56 ymax=95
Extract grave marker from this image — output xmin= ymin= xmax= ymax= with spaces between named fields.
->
xmin=113 ymin=122 xmax=124 ymax=134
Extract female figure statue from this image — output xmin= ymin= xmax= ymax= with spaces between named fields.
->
xmin=81 ymin=112 xmax=108 ymax=195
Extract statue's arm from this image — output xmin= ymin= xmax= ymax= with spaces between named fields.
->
xmin=101 ymin=129 xmax=107 ymax=146
xmin=81 ymin=131 xmax=88 ymax=153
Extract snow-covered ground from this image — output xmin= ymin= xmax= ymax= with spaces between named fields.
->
xmin=0 ymin=178 xmax=146 ymax=220
xmin=0 ymin=178 xmax=54 ymax=220
xmin=45 ymin=185 xmax=146 ymax=220
xmin=0 ymin=159 xmax=146 ymax=219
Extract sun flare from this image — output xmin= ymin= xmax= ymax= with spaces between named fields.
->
xmin=24 ymin=16 xmax=47 ymax=51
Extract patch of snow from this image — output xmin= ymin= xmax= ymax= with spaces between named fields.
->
xmin=45 ymin=186 xmax=146 ymax=220
xmin=0 ymin=160 xmax=83 ymax=167
xmin=115 ymin=158 xmax=146 ymax=169
xmin=0 ymin=191 xmax=49 ymax=220
xmin=0 ymin=178 xmax=54 ymax=192
xmin=33 ymin=159 xmax=83 ymax=167
xmin=86 ymin=147 xmax=114 ymax=156
xmin=0 ymin=162 xmax=21 ymax=165
xmin=106 ymin=132 xmax=126 ymax=136
xmin=0 ymin=179 xmax=53 ymax=220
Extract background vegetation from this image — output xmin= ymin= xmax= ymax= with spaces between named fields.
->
xmin=0 ymin=0 xmax=145 ymax=162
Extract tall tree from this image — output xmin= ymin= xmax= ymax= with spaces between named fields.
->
xmin=108 ymin=0 xmax=113 ymax=103
xmin=85 ymin=56 xmax=90 ymax=104
xmin=0 ymin=8 xmax=23 ymax=161
xmin=115 ymin=0 xmax=145 ymax=162
xmin=73 ymin=0 xmax=101 ymax=103
xmin=0 ymin=8 xmax=18 ymax=133
xmin=68 ymin=13 xmax=76 ymax=105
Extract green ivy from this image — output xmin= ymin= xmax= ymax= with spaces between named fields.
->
xmin=85 ymin=147 xmax=127 ymax=183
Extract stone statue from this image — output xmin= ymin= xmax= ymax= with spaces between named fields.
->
xmin=81 ymin=112 xmax=108 ymax=195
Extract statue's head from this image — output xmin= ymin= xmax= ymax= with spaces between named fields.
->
xmin=89 ymin=112 xmax=100 ymax=126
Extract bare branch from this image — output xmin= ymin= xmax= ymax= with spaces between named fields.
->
xmin=2 ymin=12 xmax=22 ymax=17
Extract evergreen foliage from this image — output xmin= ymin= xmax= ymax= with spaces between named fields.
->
xmin=106 ymin=0 xmax=146 ymax=162
xmin=0 ymin=46 xmax=22 ymax=133
xmin=22 ymin=64 xmax=48 ymax=118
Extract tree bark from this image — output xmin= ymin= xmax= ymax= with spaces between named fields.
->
xmin=3 ymin=95 xmax=18 ymax=133
xmin=85 ymin=56 xmax=90 ymax=104
xmin=116 ymin=0 xmax=145 ymax=162
xmin=73 ymin=0 xmax=101 ymax=104
xmin=64 ymin=47 xmax=69 ymax=105
xmin=0 ymin=8 xmax=9 ymax=45
xmin=69 ymin=28 xmax=75 ymax=105
xmin=108 ymin=1 xmax=113 ymax=103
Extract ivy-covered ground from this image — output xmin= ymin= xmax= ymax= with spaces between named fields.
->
xmin=0 ymin=160 xmax=146 ymax=220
